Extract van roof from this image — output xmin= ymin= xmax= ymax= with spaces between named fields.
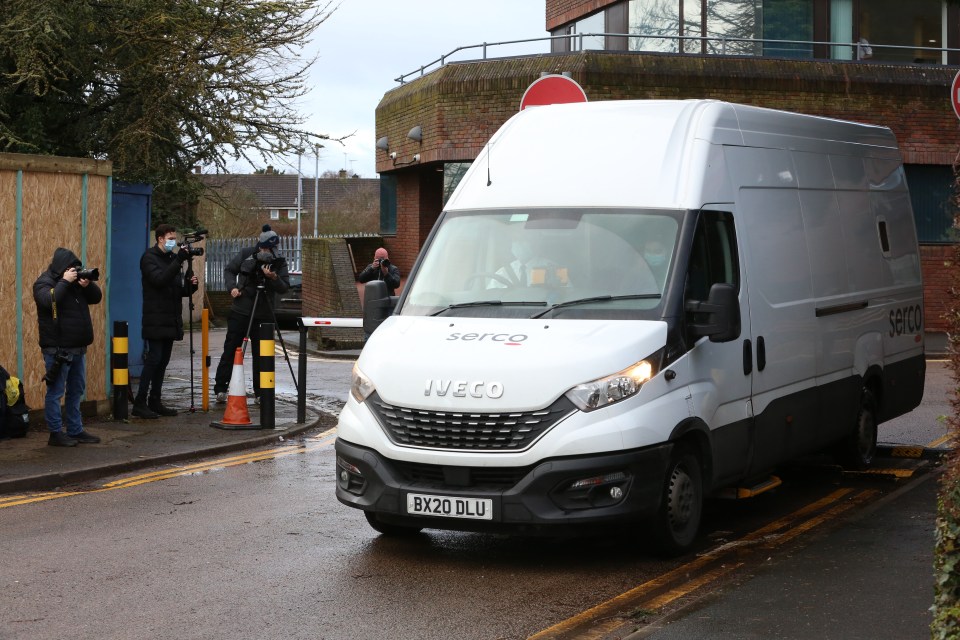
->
xmin=444 ymin=99 xmax=901 ymax=211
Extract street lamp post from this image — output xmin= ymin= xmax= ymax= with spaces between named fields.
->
xmin=296 ymin=154 xmax=303 ymax=268
xmin=314 ymin=146 xmax=320 ymax=238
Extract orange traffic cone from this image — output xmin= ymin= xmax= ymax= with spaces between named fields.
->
xmin=210 ymin=347 xmax=260 ymax=430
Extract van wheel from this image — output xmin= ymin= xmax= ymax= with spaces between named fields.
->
xmin=364 ymin=511 xmax=423 ymax=536
xmin=840 ymin=390 xmax=877 ymax=470
xmin=652 ymin=446 xmax=703 ymax=555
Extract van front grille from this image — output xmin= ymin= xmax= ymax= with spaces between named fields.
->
xmin=367 ymin=394 xmax=575 ymax=451
xmin=389 ymin=461 xmax=533 ymax=489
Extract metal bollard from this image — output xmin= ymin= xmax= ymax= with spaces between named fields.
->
xmin=297 ymin=320 xmax=307 ymax=424
xmin=259 ymin=322 xmax=275 ymax=430
xmin=112 ymin=321 xmax=129 ymax=420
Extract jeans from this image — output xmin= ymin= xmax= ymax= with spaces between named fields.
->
xmin=43 ymin=352 xmax=85 ymax=436
xmin=214 ymin=311 xmax=262 ymax=397
xmin=136 ymin=338 xmax=174 ymax=404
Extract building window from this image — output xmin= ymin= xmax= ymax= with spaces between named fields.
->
xmin=380 ymin=174 xmax=397 ymax=235
xmin=904 ymin=165 xmax=956 ymax=244
xmin=270 ymin=209 xmax=280 ymax=220
xmin=857 ymin=0 xmax=943 ymax=64
xmin=288 ymin=209 xmax=297 ymax=219
xmin=555 ymin=0 xmax=948 ymax=64
xmin=443 ymin=163 xmax=472 ymax=205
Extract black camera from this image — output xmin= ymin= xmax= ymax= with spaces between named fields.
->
xmin=76 ymin=267 xmax=99 ymax=281
xmin=43 ymin=351 xmax=72 ymax=385
xmin=181 ymin=228 xmax=208 ymax=257
xmin=378 ymin=258 xmax=390 ymax=268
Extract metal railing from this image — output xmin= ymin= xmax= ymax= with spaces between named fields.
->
xmin=394 ymin=33 xmax=959 ymax=85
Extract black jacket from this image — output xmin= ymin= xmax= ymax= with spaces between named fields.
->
xmin=224 ymin=247 xmax=290 ymax=319
xmin=140 ymin=244 xmax=197 ymax=341
xmin=358 ymin=261 xmax=401 ymax=296
xmin=33 ymin=248 xmax=102 ymax=350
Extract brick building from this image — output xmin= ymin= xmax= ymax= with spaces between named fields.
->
xmin=375 ymin=0 xmax=960 ymax=336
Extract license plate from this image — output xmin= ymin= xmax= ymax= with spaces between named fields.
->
xmin=406 ymin=493 xmax=493 ymax=520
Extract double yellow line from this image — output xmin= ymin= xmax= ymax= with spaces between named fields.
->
xmin=0 ymin=428 xmax=337 ymax=509
xmin=529 ymin=487 xmax=878 ymax=640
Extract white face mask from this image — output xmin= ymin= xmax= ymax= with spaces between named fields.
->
xmin=163 ymin=239 xmax=177 ymax=252
xmin=645 ymin=252 xmax=666 ymax=267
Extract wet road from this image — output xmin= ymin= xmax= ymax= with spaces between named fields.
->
xmin=0 ymin=338 xmax=948 ymax=639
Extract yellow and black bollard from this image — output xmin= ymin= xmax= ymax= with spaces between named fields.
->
xmin=112 ymin=320 xmax=129 ymax=420
xmin=259 ymin=322 xmax=275 ymax=429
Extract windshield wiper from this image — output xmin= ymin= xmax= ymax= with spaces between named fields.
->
xmin=429 ymin=300 xmax=546 ymax=317
xmin=528 ymin=294 xmax=661 ymax=319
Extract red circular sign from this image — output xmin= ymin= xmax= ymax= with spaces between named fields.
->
xmin=520 ymin=75 xmax=588 ymax=111
xmin=952 ymin=71 xmax=960 ymax=120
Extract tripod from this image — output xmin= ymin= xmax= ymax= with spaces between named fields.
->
xmin=184 ymin=255 xmax=199 ymax=412
xmin=240 ymin=281 xmax=299 ymax=398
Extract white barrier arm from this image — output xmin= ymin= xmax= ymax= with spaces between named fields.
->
xmin=300 ymin=317 xmax=364 ymax=328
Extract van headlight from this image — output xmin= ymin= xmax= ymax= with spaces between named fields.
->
xmin=565 ymin=353 xmax=661 ymax=412
xmin=350 ymin=364 xmax=376 ymax=403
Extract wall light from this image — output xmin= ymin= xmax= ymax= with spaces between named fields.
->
xmin=376 ymin=136 xmax=389 ymax=152
xmin=407 ymin=126 xmax=422 ymax=143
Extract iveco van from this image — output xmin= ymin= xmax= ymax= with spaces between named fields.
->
xmin=335 ymin=100 xmax=925 ymax=552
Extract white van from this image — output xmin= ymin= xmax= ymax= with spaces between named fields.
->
xmin=335 ymin=100 xmax=925 ymax=552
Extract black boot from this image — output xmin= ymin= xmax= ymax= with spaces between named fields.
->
xmin=148 ymin=398 xmax=178 ymax=417
xmin=48 ymin=432 xmax=78 ymax=447
xmin=132 ymin=402 xmax=159 ymax=419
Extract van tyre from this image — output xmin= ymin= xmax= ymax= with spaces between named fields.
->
xmin=364 ymin=511 xmax=423 ymax=536
xmin=652 ymin=445 xmax=703 ymax=555
xmin=840 ymin=389 xmax=877 ymax=470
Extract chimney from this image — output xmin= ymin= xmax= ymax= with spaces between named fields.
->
xmin=266 ymin=165 xmax=274 ymax=175
xmin=338 ymin=169 xmax=347 ymax=178
xmin=193 ymin=166 xmax=201 ymax=174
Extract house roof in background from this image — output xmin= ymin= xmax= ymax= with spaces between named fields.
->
xmin=199 ymin=173 xmax=378 ymax=210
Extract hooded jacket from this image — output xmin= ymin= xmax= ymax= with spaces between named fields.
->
xmin=140 ymin=244 xmax=197 ymax=340
xmin=33 ymin=248 xmax=102 ymax=350
xmin=224 ymin=246 xmax=290 ymax=320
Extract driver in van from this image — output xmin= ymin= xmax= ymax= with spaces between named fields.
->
xmin=493 ymin=238 xmax=568 ymax=287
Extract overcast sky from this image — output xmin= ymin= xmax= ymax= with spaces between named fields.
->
xmin=239 ymin=0 xmax=548 ymax=179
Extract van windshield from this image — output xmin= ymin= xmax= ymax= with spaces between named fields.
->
xmin=401 ymin=208 xmax=681 ymax=319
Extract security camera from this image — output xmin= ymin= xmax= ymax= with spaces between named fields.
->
xmin=413 ymin=154 xmax=421 ymax=162
xmin=389 ymin=152 xmax=397 ymax=160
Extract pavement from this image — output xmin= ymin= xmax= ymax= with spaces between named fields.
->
xmin=0 ymin=359 xmax=343 ymax=495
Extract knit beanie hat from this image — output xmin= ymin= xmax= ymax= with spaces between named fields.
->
xmin=257 ymin=224 xmax=279 ymax=249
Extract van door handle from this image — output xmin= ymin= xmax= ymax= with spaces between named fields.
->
xmin=743 ymin=339 xmax=752 ymax=375
xmin=757 ymin=336 xmax=766 ymax=372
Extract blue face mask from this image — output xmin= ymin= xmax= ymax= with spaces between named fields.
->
xmin=163 ymin=239 xmax=177 ymax=252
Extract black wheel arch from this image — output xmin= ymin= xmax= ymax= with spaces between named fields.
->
xmin=863 ymin=364 xmax=883 ymax=412
xmin=668 ymin=417 xmax=714 ymax=493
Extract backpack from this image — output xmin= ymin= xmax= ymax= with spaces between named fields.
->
xmin=0 ymin=366 xmax=29 ymax=439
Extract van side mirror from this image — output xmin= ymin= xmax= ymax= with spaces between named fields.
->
xmin=686 ymin=283 xmax=740 ymax=343
xmin=362 ymin=280 xmax=397 ymax=335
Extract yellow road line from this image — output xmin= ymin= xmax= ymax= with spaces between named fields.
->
xmin=0 ymin=492 xmax=84 ymax=508
xmin=0 ymin=435 xmax=338 ymax=509
xmin=927 ymin=433 xmax=953 ymax=449
xmin=529 ymin=487 xmax=868 ymax=640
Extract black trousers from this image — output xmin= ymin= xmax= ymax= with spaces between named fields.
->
xmin=214 ymin=311 xmax=263 ymax=396
xmin=136 ymin=338 xmax=174 ymax=404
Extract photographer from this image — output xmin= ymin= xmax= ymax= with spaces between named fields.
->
xmin=33 ymin=247 xmax=103 ymax=447
xmin=132 ymin=224 xmax=199 ymax=419
xmin=214 ymin=225 xmax=290 ymax=404
xmin=358 ymin=247 xmax=401 ymax=296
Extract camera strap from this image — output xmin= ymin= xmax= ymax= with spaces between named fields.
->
xmin=49 ymin=287 xmax=64 ymax=348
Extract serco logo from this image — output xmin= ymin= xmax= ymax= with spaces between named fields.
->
xmin=424 ymin=380 xmax=504 ymax=398
xmin=446 ymin=332 xmax=528 ymax=346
